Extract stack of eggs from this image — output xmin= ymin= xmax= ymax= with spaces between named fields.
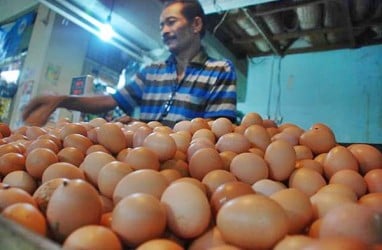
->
xmin=0 ymin=113 xmax=381 ymax=250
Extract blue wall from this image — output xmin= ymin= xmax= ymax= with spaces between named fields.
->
xmin=238 ymin=44 xmax=382 ymax=144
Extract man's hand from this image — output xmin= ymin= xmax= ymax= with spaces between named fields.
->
xmin=22 ymin=95 xmax=65 ymax=126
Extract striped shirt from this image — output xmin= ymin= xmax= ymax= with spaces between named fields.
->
xmin=112 ymin=49 xmax=237 ymax=127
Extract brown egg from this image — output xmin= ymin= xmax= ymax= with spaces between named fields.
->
xmin=25 ymin=126 xmax=47 ymax=140
xmin=2 ymin=170 xmax=37 ymax=194
xmin=190 ymin=117 xmax=210 ymax=134
xmin=121 ymin=146 xmax=160 ymax=171
xmin=289 ymin=168 xmax=327 ymax=197
xmin=348 ymin=144 xmax=382 ymax=174
xmin=192 ymin=128 xmax=216 ymax=144
xmin=202 ymin=169 xmax=237 ymax=197
xmin=314 ymin=153 xmax=327 ymax=165
xmin=273 ymin=235 xmax=315 ymax=250
xmin=172 ymin=177 xmax=207 ymax=195
xmin=38 ymin=133 xmax=62 ymax=148
xmin=270 ymin=188 xmax=314 ymax=234
xmin=319 ymin=203 xmax=382 ymax=245
xmin=216 ymin=194 xmax=288 ymax=249
xmin=63 ymin=225 xmax=122 ymax=250
xmin=188 ymin=226 xmax=227 ymax=250
xmin=295 ymin=159 xmax=324 ymax=175
xmin=133 ymin=125 xmax=153 ymax=148
xmin=112 ymin=193 xmax=166 ymax=247
xmin=210 ymin=181 xmax=254 ymax=216
xmin=244 ymin=124 xmax=271 ymax=151
xmin=86 ymin=144 xmax=111 ymax=155
xmin=364 ymin=169 xmax=382 ymax=193
xmin=262 ymin=119 xmax=278 ymax=128
xmin=86 ymin=127 xmax=99 ymax=144
xmin=294 ymin=145 xmax=314 ymax=161
xmin=88 ymin=117 xmax=108 ymax=128
xmin=215 ymin=133 xmax=251 ymax=154
xmin=25 ymin=148 xmax=59 ymax=179
xmin=304 ymin=236 xmax=370 ymax=250
xmin=323 ymin=145 xmax=359 ymax=179
xmin=251 ymin=179 xmax=287 ymax=196
xmin=219 ymin=151 xmax=237 ymax=171
xmin=143 ymin=132 xmax=177 ymax=161
xmin=97 ymin=161 xmax=133 ymax=199
xmin=57 ymin=147 xmax=85 ymax=166
xmin=187 ymin=138 xmax=215 ymax=160
xmin=169 ymin=131 xmax=192 ymax=153
xmin=230 ymin=152 xmax=269 ymax=184
xmin=189 ymin=147 xmax=224 ymax=181
xmin=160 ymin=159 xmax=189 ymax=177
xmin=59 ymin=123 xmax=87 ymax=140
xmin=173 ymin=120 xmax=192 ymax=133
xmin=136 ymin=238 xmax=184 ymax=250
xmin=329 ymin=169 xmax=367 ymax=198
xmin=358 ymin=193 xmax=382 ymax=215
xmin=267 ymin=127 xmax=280 ymax=137
xmin=240 ymin=112 xmax=263 ymax=128
xmin=0 ymin=144 xmax=22 ymax=157
xmin=96 ymin=122 xmax=127 ymax=155
xmin=0 ymin=186 xmax=37 ymax=211
xmin=264 ymin=139 xmax=296 ymax=181
xmin=26 ymin=138 xmax=60 ymax=155
xmin=310 ymin=184 xmax=357 ymax=219
xmin=0 ymin=123 xmax=11 ymax=137
xmin=33 ymin=177 xmax=67 ymax=214
xmin=0 ymin=152 xmax=25 ymax=176
xmin=46 ymin=179 xmax=102 ymax=242
xmin=41 ymin=162 xmax=85 ymax=183
xmin=113 ymin=169 xmax=168 ymax=204
xmin=299 ymin=123 xmax=337 ymax=155
xmin=211 ymin=117 xmax=234 ymax=138
xmin=63 ymin=133 xmax=93 ymax=154
xmin=272 ymin=132 xmax=299 ymax=146
xmin=161 ymin=181 xmax=211 ymax=239
xmin=2 ymin=202 xmax=47 ymax=236
xmin=160 ymin=168 xmax=183 ymax=184
xmin=80 ymin=151 xmax=116 ymax=186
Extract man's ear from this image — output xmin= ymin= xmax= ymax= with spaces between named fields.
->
xmin=192 ymin=16 xmax=203 ymax=34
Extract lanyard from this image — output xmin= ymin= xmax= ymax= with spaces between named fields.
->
xmin=158 ymin=76 xmax=185 ymax=121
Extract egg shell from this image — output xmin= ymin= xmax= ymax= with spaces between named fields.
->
xmin=112 ymin=193 xmax=167 ymax=247
xmin=289 ymin=168 xmax=327 ymax=197
xmin=230 ymin=152 xmax=269 ymax=185
xmin=244 ymin=124 xmax=271 ymax=151
xmin=113 ymin=169 xmax=168 ymax=204
xmin=216 ymin=194 xmax=288 ymax=249
xmin=143 ymin=132 xmax=177 ymax=162
xmin=97 ymin=160 xmax=133 ymax=198
xmin=252 ymin=179 xmax=287 ymax=196
xmin=121 ymin=146 xmax=160 ymax=171
xmin=46 ymin=179 xmax=102 ymax=242
xmin=161 ymin=181 xmax=211 ymax=239
xmin=59 ymin=123 xmax=87 ymax=140
xmin=96 ymin=122 xmax=127 ymax=155
xmin=299 ymin=123 xmax=336 ymax=155
xmin=348 ymin=144 xmax=382 ymax=174
xmin=63 ymin=225 xmax=122 ymax=250
xmin=41 ymin=162 xmax=86 ymax=183
xmin=264 ymin=139 xmax=296 ymax=181
xmin=364 ymin=169 xmax=382 ymax=193
xmin=215 ymin=133 xmax=251 ymax=154
xmin=63 ymin=133 xmax=93 ymax=154
xmin=0 ymin=187 xmax=37 ymax=211
xmin=211 ymin=117 xmax=234 ymax=138
xmin=201 ymin=169 xmax=237 ymax=197
xmin=0 ymin=152 xmax=26 ymax=176
xmin=80 ymin=151 xmax=116 ymax=186
xmin=57 ymin=147 xmax=85 ymax=166
xmin=25 ymin=148 xmax=59 ymax=179
xmin=189 ymin=147 xmax=224 ymax=181
xmin=323 ymin=145 xmax=359 ymax=179
xmin=2 ymin=170 xmax=37 ymax=194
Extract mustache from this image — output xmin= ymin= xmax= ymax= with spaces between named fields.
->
xmin=162 ymin=34 xmax=176 ymax=42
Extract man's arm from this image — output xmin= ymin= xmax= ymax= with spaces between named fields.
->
xmin=22 ymin=94 xmax=117 ymax=126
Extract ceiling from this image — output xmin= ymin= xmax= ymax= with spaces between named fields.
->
xmin=37 ymin=0 xmax=382 ymax=63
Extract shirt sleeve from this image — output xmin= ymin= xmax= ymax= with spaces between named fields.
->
xmin=204 ymin=59 xmax=238 ymax=121
xmin=111 ymin=68 xmax=146 ymax=115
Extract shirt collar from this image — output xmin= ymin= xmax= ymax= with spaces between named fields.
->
xmin=165 ymin=48 xmax=209 ymax=66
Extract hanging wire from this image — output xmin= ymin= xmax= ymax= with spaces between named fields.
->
xmin=274 ymin=56 xmax=283 ymax=125
xmin=107 ymin=0 xmax=115 ymax=22
xmin=266 ymin=56 xmax=276 ymax=119
xmin=213 ymin=11 xmax=229 ymax=35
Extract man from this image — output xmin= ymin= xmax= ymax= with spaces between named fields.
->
xmin=22 ymin=0 xmax=237 ymax=128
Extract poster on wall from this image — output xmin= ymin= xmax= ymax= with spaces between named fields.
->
xmin=0 ymin=97 xmax=12 ymax=122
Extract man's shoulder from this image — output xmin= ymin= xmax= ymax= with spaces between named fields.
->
xmin=205 ymin=57 xmax=235 ymax=72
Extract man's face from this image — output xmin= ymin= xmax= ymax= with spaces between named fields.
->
xmin=159 ymin=3 xmax=197 ymax=54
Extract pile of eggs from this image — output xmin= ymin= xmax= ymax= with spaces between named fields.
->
xmin=0 ymin=112 xmax=381 ymax=250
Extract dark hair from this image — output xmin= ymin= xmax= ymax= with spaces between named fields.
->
xmin=163 ymin=0 xmax=206 ymax=38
